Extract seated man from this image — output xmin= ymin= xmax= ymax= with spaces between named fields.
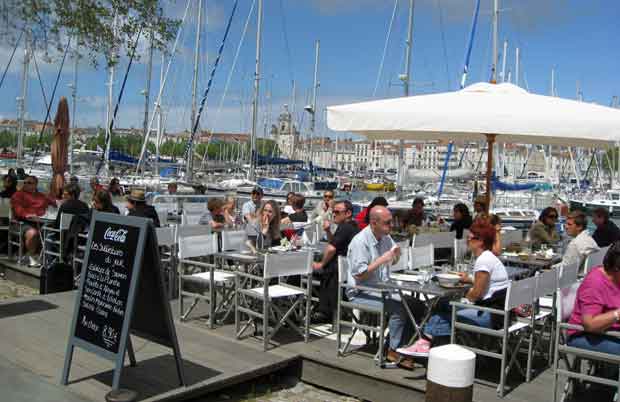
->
xmin=282 ymin=194 xmax=308 ymax=224
xmin=347 ymin=206 xmax=417 ymax=369
xmin=199 ymin=198 xmax=233 ymax=231
xmin=312 ymin=200 xmax=359 ymax=323
xmin=559 ymin=210 xmax=599 ymax=269
xmin=126 ymin=189 xmax=160 ymax=227
xmin=55 ymin=183 xmax=89 ymax=228
xmin=311 ymin=190 xmax=334 ymax=224
xmin=10 ymin=175 xmax=57 ymax=266
xmin=592 ymin=207 xmax=620 ymax=248
xmin=568 ymin=242 xmax=620 ymax=355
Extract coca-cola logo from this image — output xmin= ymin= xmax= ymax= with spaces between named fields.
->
xmin=104 ymin=227 xmax=128 ymax=243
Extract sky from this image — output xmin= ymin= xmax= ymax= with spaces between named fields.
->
xmin=0 ymin=0 xmax=619 ymax=142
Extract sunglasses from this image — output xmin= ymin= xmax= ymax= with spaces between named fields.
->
xmin=547 ymin=215 xmax=558 ymax=220
xmin=24 ymin=181 xmax=36 ymax=185
xmin=333 ymin=209 xmax=348 ymax=215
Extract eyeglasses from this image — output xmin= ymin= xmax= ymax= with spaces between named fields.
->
xmin=467 ymin=234 xmax=480 ymax=241
xmin=333 ymin=209 xmax=347 ymax=215
xmin=24 ymin=181 xmax=35 ymax=185
xmin=547 ymin=215 xmax=558 ymax=220
xmin=324 ymin=194 xmax=334 ymax=199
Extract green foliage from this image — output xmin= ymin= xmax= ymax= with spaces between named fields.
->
xmin=1 ymin=0 xmax=179 ymax=67
xmin=602 ymin=148 xmax=620 ymax=173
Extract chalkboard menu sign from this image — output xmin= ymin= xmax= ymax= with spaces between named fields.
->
xmin=62 ymin=212 xmax=185 ymax=390
xmin=74 ymin=220 xmax=139 ymax=353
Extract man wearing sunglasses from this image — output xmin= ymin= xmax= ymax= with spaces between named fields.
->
xmin=311 ymin=190 xmax=334 ymax=224
xmin=10 ymin=175 xmax=57 ymax=266
xmin=558 ymin=210 xmax=599 ymax=269
xmin=312 ymin=200 xmax=358 ymax=323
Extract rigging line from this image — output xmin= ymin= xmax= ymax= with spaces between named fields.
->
xmin=96 ymin=26 xmax=144 ymax=174
xmin=435 ymin=0 xmax=452 ymax=89
xmin=278 ymin=0 xmax=294 ymax=83
xmin=373 ymin=0 xmax=399 ymax=97
xmin=183 ymin=0 xmax=239 ymax=164
xmin=0 ymin=28 xmax=23 ymax=90
xmin=31 ymin=48 xmax=50 ymax=113
xmin=201 ymin=0 xmax=256 ymax=169
xmin=28 ymin=37 xmax=72 ymax=172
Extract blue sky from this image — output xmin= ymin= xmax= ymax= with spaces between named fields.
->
xmin=0 ymin=0 xmax=619 ymax=140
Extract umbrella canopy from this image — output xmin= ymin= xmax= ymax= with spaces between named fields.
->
xmin=50 ymin=97 xmax=70 ymax=199
xmin=327 ymin=82 xmax=620 ymax=209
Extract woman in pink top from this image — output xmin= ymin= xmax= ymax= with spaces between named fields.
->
xmin=568 ymin=242 xmax=620 ymax=355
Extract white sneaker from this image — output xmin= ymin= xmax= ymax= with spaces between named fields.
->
xmin=28 ymin=256 xmax=41 ymax=267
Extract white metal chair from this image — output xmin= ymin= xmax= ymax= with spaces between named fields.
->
xmin=413 ymin=231 xmax=455 ymax=264
xmin=0 ymin=199 xmax=10 ymax=256
xmin=178 ymin=233 xmax=236 ymax=328
xmin=176 ymin=224 xmax=211 ymax=239
xmin=182 ymin=211 xmax=203 ymax=225
xmin=336 ymin=256 xmax=389 ymax=366
xmin=41 ymin=213 xmax=74 ymax=265
xmin=221 ymin=229 xmax=247 ymax=252
xmin=454 ymin=237 xmax=469 ymax=264
xmin=501 ymin=229 xmax=523 ymax=249
xmin=389 ymin=240 xmax=411 ymax=273
xmin=410 ymin=244 xmax=434 ymax=270
xmin=235 ymin=251 xmax=313 ymax=350
xmin=583 ymin=246 xmax=609 ymax=275
xmin=552 ymin=280 xmax=620 ymax=402
xmin=450 ymin=277 xmax=538 ymax=397
xmin=528 ymin=269 xmax=559 ymax=376
xmin=156 ymin=226 xmax=177 ymax=299
xmin=7 ymin=209 xmax=26 ymax=262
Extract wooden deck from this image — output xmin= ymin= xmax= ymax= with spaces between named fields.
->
xmin=0 ymin=283 xmax=571 ymax=402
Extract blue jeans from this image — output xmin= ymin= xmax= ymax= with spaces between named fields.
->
xmin=568 ymin=334 xmax=620 ymax=356
xmin=424 ymin=300 xmax=494 ymax=338
xmin=350 ymin=293 xmax=413 ymax=350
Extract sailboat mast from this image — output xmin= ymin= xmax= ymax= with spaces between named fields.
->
xmin=491 ymin=0 xmax=499 ymax=83
xmin=500 ymin=40 xmax=507 ymax=83
xmin=249 ymin=0 xmax=263 ymax=181
xmin=515 ymin=47 xmax=520 ymax=87
xmin=155 ymin=53 xmax=165 ymax=183
xmin=398 ymin=0 xmax=415 ymax=190
xmin=143 ymin=31 xmax=154 ymax=144
xmin=104 ymin=15 xmax=118 ymax=176
xmin=17 ymin=36 xmax=30 ymax=168
xmin=309 ymin=40 xmax=320 ymax=169
xmin=188 ymin=0 xmax=203 ymax=182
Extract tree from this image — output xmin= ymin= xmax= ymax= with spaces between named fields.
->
xmin=1 ymin=0 xmax=179 ymax=67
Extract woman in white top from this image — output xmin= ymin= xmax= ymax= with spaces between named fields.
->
xmin=400 ymin=220 xmax=509 ymax=357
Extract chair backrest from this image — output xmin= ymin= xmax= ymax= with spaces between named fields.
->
xmin=263 ymin=251 xmax=312 ymax=279
xmin=535 ymin=269 xmax=557 ymax=299
xmin=178 ymin=233 xmax=218 ymax=259
xmin=389 ymin=241 xmax=410 ymax=273
xmin=558 ymin=261 xmax=580 ymax=289
xmin=584 ymin=246 xmax=608 ymax=274
xmin=501 ymin=230 xmax=523 ymax=248
xmin=114 ymin=202 xmax=127 ymax=216
xmin=505 ymin=276 xmax=537 ymax=310
xmin=221 ymin=230 xmax=247 ymax=252
xmin=557 ymin=282 xmax=581 ymax=323
xmin=182 ymin=211 xmax=202 ymax=225
xmin=155 ymin=202 xmax=177 ymax=212
xmin=59 ymin=213 xmax=75 ymax=230
xmin=0 ymin=199 xmax=10 ymax=218
xmin=182 ymin=202 xmax=207 ymax=214
xmin=413 ymin=231 xmax=456 ymax=249
xmin=156 ymin=226 xmax=176 ymax=247
xmin=454 ymin=238 xmax=468 ymax=263
xmin=176 ymin=224 xmax=211 ymax=239
xmin=410 ymin=244 xmax=434 ymax=270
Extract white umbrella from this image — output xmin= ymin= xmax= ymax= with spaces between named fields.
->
xmin=327 ymin=82 xmax=620 ymax=209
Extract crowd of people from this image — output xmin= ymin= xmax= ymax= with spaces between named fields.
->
xmin=4 ymin=171 xmax=620 ymax=366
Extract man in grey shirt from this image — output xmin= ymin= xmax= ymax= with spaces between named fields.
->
xmin=347 ymin=206 xmax=416 ymax=368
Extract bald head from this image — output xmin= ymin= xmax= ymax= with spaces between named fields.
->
xmin=369 ymin=206 xmax=393 ymax=238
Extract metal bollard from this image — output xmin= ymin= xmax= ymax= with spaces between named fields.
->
xmin=425 ymin=344 xmax=475 ymax=402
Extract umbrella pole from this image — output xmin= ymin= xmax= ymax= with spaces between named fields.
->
xmin=485 ymin=134 xmax=496 ymax=213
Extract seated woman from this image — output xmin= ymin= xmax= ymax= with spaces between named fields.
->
xmin=108 ymin=177 xmax=124 ymax=197
xmin=92 ymin=190 xmax=120 ymax=214
xmin=450 ymin=203 xmax=473 ymax=239
xmin=247 ymin=200 xmax=281 ymax=252
xmin=401 ymin=220 xmax=510 ymax=357
xmin=529 ymin=207 xmax=560 ymax=250
xmin=567 ymin=241 xmax=620 ymax=355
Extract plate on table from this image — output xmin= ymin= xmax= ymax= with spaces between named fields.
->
xmin=390 ymin=273 xmax=422 ymax=282
xmin=438 ymin=282 xmax=467 ymax=289
xmin=269 ymin=246 xmax=289 ymax=253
